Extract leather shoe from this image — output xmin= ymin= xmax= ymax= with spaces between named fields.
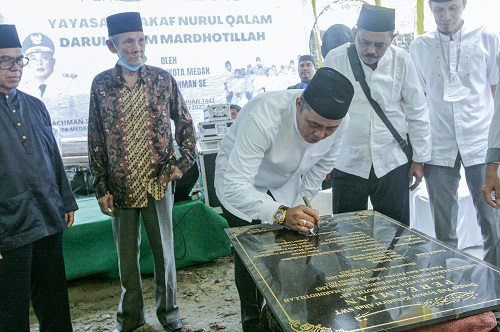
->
xmin=164 ymin=319 xmax=184 ymax=332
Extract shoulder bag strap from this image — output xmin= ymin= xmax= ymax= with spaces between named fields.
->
xmin=347 ymin=43 xmax=411 ymax=159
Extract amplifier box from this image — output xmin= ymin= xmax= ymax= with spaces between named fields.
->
xmin=197 ymin=141 xmax=222 ymax=213
xmin=198 ymin=120 xmax=234 ymax=142
xmin=203 ymin=103 xmax=231 ymax=122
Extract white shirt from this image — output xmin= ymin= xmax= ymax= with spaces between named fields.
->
xmin=410 ymin=24 xmax=499 ymax=167
xmin=20 ymin=71 xmax=87 ymax=140
xmin=323 ymin=43 xmax=431 ymax=179
xmin=486 ymin=51 xmax=500 ymax=163
xmin=21 ymin=70 xmax=80 ymax=101
xmin=214 ymin=89 xmax=348 ymax=223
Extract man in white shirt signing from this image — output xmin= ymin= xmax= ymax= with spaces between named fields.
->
xmin=410 ymin=0 xmax=499 ymax=265
xmin=215 ymin=67 xmax=354 ymax=332
xmin=323 ymin=4 xmax=431 ymax=226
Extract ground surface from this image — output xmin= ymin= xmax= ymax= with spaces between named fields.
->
xmin=29 ymin=256 xmax=241 ymax=332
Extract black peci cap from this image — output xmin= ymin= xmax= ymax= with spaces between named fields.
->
xmin=303 ymin=67 xmax=354 ymax=120
xmin=298 ymin=55 xmax=315 ymax=64
xmin=106 ymin=12 xmax=143 ymax=37
xmin=357 ymin=4 xmax=395 ymax=32
xmin=0 ymin=25 xmax=21 ymax=49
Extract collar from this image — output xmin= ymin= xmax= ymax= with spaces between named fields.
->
xmin=111 ymin=63 xmax=147 ymax=86
xmin=436 ymin=20 xmax=465 ymax=41
xmin=1 ymin=89 xmax=18 ymax=101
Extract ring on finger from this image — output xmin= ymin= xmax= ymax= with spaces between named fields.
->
xmin=300 ymin=219 xmax=307 ymax=226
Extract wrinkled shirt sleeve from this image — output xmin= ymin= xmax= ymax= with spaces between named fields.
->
xmin=222 ymin=112 xmax=280 ymax=222
xmin=88 ymin=78 xmax=109 ymax=199
xmin=401 ymin=58 xmax=431 ymax=163
xmin=169 ymin=78 xmax=197 ymax=173
xmin=487 ymin=55 xmax=500 ymax=163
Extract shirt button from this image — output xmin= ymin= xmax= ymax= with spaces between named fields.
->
xmin=22 ymin=135 xmax=26 ymax=140
xmin=17 ymin=122 xmax=21 ymax=126
xmin=12 ymin=109 xmax=16 ymax=113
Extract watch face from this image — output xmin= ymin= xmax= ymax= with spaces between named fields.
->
xmin=276 ymin=210 xmax=284 ymax=221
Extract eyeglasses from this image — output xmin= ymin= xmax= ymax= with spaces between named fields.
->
xmin=0 ymin=56 xmax=29 ymax=70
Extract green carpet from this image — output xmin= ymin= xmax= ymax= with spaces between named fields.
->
xmin=63 ymin=197 xmax=231 ymax=280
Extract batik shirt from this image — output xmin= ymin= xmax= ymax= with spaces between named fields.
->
xmin=88 ymin=64 xmax=197 ymax=208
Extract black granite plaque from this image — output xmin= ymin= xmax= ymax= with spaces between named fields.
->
xmin=226 ymin=210 xmax=500 ymax=332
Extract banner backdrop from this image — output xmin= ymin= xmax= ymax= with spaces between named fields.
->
xmin=1 ymin=0 xmax=310 ymax=152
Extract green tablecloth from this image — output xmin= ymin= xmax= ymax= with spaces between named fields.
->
xmin=64 ymin=198 xmax=231 ymax=280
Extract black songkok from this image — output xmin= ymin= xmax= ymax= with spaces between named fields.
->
xmin=0 ymin=25 xmax=21 ymax=49
xmin=303 ymin=67 xmax=354 ymax=120
xmin=106 ymin=12 xmax=143 ymax=37
xmin=298 ymin=55 xmax=315 ymax=65
xmin=357 ymin=4 xmax=395 ymax=32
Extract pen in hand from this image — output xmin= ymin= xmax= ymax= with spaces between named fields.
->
xmin=302 ymin=196 xmax=320 ymax=235
xmin=302 ymin=196 xmax=312 ymax=209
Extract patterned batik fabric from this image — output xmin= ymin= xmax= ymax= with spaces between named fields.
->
xmin=88 ymin=64 xmax=197 ymax=208
xmin=122 ymin=85 xmax=166 ymax=207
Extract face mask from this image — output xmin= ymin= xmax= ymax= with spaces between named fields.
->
xmin=117 ymin=55 xmax=147 ymax=72
xmin=443 ymin=72 xmax=470 ymax=102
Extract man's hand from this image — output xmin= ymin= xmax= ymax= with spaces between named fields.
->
xmin=65 ymin=211 xmax=75 ymax=228
xmin=482 ymin=163 xmax=500 ymax=209
xmin=98 ymin=193 xmax=115 ymax=217
xmin=325 ymin=171 xmax=333 ymax=183
xmin=409 ymin=162 xmax=424 ymax=191
xmin=168 ymin=165 xmax=183 ymax=182
xmin=0 ymin=252 xmax=2 ymax=260
xmin=283 ymin=205 xmax=320 ymax=233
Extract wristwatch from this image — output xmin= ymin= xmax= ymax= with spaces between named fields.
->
xmin=273 ymin=205 xmax=288 ymax=225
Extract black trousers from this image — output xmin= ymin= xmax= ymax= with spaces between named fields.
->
xmin=221 ymin=205 xmax=263 ymax=332
xmin=0 ymin=232 xmax=72 ymax=332
xmin=331 ymin=163 xmax=411 ymax=226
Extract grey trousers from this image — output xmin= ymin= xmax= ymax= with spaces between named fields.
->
xmin=425 ymin=155 xmax=499 ymax=265
xmin=112 ymin=184 xmax=181 ymax=331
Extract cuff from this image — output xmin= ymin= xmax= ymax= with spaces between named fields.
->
xmin=486 ymin=148 xmax=500 ymax=164
xmin=261 ymin=201 xmax=282 ymax=225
